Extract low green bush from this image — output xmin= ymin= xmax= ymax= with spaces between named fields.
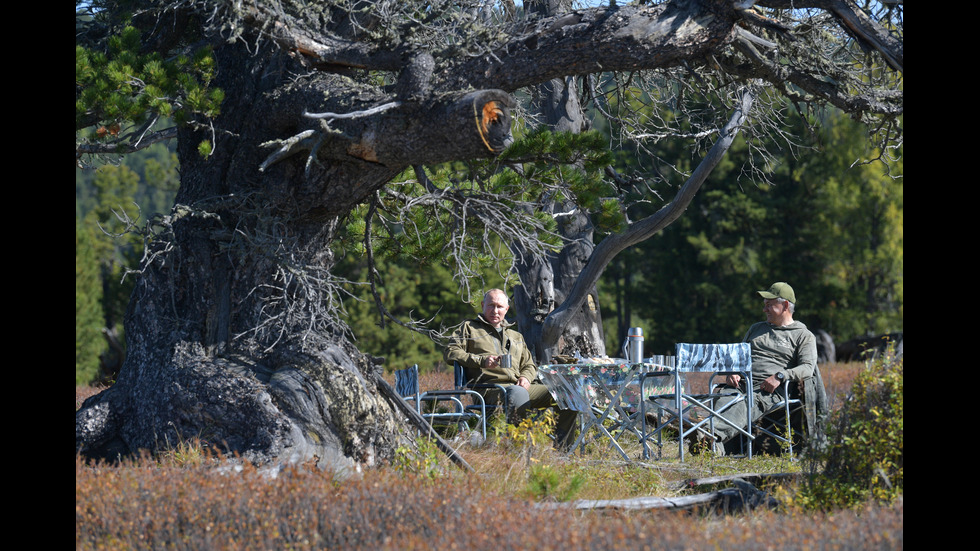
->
xmin=523 ymin=464 xmax=584 ymax=502
xmin=393 ymin=436 xmax=445 ymax=479
xmin=797 ymin=348 xmax=903 ymax=510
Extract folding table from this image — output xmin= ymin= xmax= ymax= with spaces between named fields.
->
xmin=537 ymin=361 xmax=674 ymax=461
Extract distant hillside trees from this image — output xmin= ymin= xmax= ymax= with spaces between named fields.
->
xmin=75 ymin=145 xmax=179 ymax=384
xmin=76 ymin=218 xmax=106 ymax=385
xmin=599 ymin=109 xmax=902 ymax=354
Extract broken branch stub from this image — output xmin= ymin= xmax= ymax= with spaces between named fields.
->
xmin=408 ymin=90 xmax=515 ymax=163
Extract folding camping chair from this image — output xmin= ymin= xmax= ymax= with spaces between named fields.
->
xmin=753 ymin=380 xmax=805 ymax=456
xmin=454 ymin=361 xmax=510 ymax=421
xmin=395 ymin=364 xmax=487 ymax=439
xmin=640 ymin=343 xmax=755 ymax=461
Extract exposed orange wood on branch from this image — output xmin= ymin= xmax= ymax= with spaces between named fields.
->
xmin=475 ymin=100 xmax=505 ymax=153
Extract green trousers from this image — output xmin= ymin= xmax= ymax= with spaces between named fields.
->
xmin=711 ymin=387 xmax=784 ymax=443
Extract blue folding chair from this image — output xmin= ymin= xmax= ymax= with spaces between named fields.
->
xmin=395 ymin=364 xmax=487 ymax=439
xmin=453 ymin=361 xmax=509 ymax=421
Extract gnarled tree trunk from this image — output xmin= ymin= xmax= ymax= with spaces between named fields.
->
xmin=75 ymin=40 xmax=514 ymax=469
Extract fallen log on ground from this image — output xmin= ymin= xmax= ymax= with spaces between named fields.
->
xmin=375 ymin=376 xmax=474 ymax=472
xmin=670 ymin=472 xmax=801 ymax=490
xmin=536 ymin=478 xmax=779 ymax=514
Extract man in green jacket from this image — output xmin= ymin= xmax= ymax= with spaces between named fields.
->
xmin=701 ymin=282 xmax=828 ymax=454
xmin=445 ymin=289 xmax=578 ymax=448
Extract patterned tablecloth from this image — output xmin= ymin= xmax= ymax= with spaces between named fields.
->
xmin=537 ymin=362 xmax=676 ymax=414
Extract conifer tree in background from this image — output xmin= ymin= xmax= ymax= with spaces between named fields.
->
xmin=77 ymin=135 xmax=181 ymax=382
xmin=599 ymin=106 xmax=902 ymax=354
xmin=77 ymin=164 xmax=144 ymax=383
xmin=808 ymin=112 xmax=903 ymax=339
xmin=76 ymin=219 xmax=107 ymax=385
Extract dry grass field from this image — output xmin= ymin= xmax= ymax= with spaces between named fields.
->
xmin=76 ymin=361 xmax=902 ymax=550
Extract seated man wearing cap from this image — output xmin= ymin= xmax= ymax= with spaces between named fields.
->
xmin=696 ymin=282 xmax=827 ymax=455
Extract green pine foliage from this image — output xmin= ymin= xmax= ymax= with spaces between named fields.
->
xmin=500 ymin=128 xmax=622 ymax=231
xmin=76 ymin=8 xmax=223 ymax=164
xmin=76 ymin=219 xmax=107 ymax=385
xmin=76 ymin=26 xmax=222 ymax=134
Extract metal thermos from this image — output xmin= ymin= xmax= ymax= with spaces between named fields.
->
xmin=624 ymin=327 xmax=644 ymax=364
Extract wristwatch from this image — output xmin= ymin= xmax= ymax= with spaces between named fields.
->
xmin=775 ymin=372 xmax=786 ymax=382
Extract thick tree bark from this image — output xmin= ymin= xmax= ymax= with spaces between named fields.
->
xmin=513 ymin=0 xmax=606 ymax=364
xmin=75 ymin=40 xmax=513 ymax=468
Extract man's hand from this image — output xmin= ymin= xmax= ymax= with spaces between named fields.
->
xmin=725 ymin=373 xmax=742 ymax=388
xmin=516 ymin=376 xmax=530 ymax=390
xmin=483 ymin=355 xmax=501 ymax=369
xmin=760 ymin=374 xmax=781 ymax=393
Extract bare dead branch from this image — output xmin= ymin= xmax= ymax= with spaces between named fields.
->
xmin=76 ymin=127 xmax=179 ymax=166
xmin=539 ymin=87 xmax=757 ymax=355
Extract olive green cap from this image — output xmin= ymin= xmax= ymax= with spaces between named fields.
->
xmin=758 ymin=282 xmax=796 ymax=304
